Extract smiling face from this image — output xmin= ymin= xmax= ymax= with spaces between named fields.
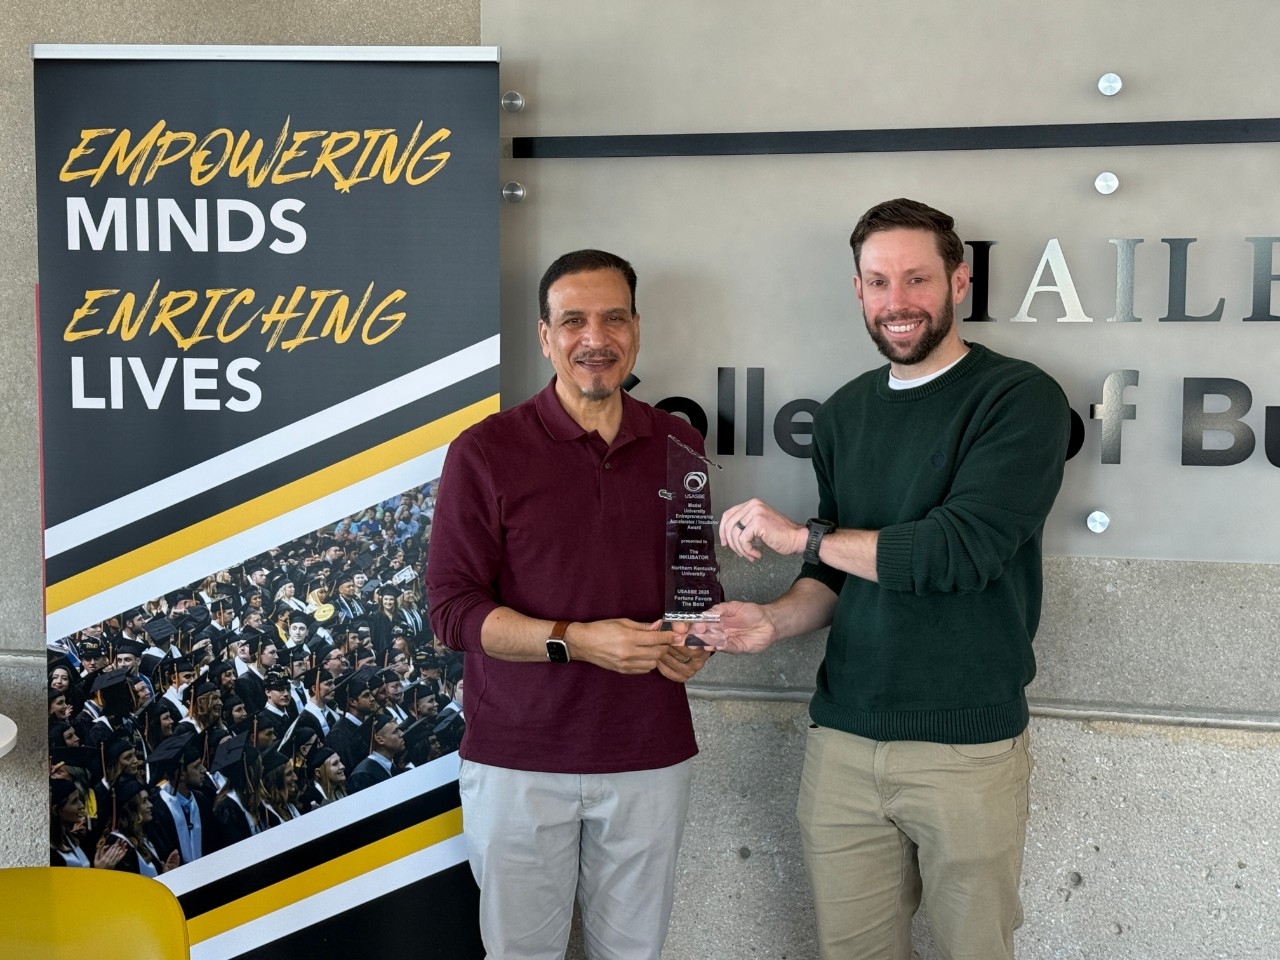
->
xmin=853 ymin=228 xmax=970 ymax=378
xmin=539 ymin=268 xmax=640 ymax=409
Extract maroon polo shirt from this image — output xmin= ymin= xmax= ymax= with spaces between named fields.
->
xmin=427 ymin=380 xmax=715 ymax=773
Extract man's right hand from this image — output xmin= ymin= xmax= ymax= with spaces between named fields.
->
xmin=686 ymin=601 xmax=778 ymax=654
xmin=568 ymin=618 xmax=677 ymax=674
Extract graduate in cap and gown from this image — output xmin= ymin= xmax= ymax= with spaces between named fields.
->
xmin=207 ymin=732 xmax=265 ymax=853
xmin=147 ymin=731 xmax=212 ymax=867
xmin=346 ymin=711 xmax=406 ymax=794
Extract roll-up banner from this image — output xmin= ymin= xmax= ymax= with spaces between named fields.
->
xmin=35 ymin=45 xmax=496 ymax=958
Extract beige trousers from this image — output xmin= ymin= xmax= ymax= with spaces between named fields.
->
xmin=459 ymin=758 xmax=693 ymax=960
xmin=797 ymin=725 xmax=1032 ymax=960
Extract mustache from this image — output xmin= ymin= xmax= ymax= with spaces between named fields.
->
xmin=572 ymin=349 xmax=620 ymax=362
xmin=875 ymin=309 xmax=933 ymax=326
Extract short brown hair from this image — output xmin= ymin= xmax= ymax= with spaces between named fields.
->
xmin=849 ymin=198 xmax=965 ymax=276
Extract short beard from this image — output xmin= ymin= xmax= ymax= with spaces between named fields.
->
xmin=866 ymin=294 xmax=955 ymax=367
xmin=580 ymin=378 xmax=616 ymax=402
xmin=573 ymin=351 xmax=620 ymax=401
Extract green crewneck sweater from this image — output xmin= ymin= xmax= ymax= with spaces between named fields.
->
xmin=802 ymin=342 xmax=1070 ymax=744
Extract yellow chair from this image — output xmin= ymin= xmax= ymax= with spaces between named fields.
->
xmin=0 ymin=866 xmax=189 ymax=959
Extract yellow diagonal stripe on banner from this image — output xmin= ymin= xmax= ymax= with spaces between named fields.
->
xmin=187 ymin=807 xmax=464 ymax=945
xmin=46 ymin=395 xmax=498 ymax=615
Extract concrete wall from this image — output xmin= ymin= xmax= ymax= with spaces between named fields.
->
xmin=4 ymin=4 xmax=1279 ymax=960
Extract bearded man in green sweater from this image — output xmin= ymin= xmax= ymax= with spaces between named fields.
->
xmin=697 ymin=198 xmax=1070 ymax=960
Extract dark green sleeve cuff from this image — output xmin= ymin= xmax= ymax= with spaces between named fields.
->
xmin=796 ymin=560 xmax=845 ymax=596
xmin=875 ymin=523 xmax=915 ymax=592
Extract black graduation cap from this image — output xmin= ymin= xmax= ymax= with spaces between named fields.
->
xmin=301 ymin=667 xmax=333 ymax=690
xmin=151 ymin=655 xmax=178 ymax=685
xmin=287 ymin=722 xmax=318 ymax=762
xmin=140 ymin=649 xmax=167 ymax=682
xmin=51 ymin=746 xmax=99 ymax=778
xmin=374 ymin=668 xmax=399 ymax=688
xmin=183 ymin=676 xmax=218 ymax=707
xmin=110 ymin=776 xmax=148 ymax=829
xmin=253 ymin=709 xmax=286 ymax=739
xmin=242 ymin=630 xmax=276 ymax=656
xmin=311 ymin=604 xmax=337 ymax=627
xmin=77 ymin=637 xmax=107 ymax=659
xmin=335 ymin=668 xmax=375 ymax=699
xmin=261 ymin=747 xmax=291 ymax=776
xmin=432 ymin=706 xmax=465 ymax=737
xmin=401 ymin=713 xmax=438 ymax=750
xmin=288 ymin=610 xmax=311 ymax=626
xmin=305 ymin=744 xmax=337 ymax=777
xmin=209 ymin=597 xmax=235 ymax=615
xmin=166 ymin=587 xmax=196 ymax=607
xmin=288 ymin=644 xmax=310 ymax=662
xmin=147 ymin=731 xmax=196 ymax=779
xmin=90 ymin=667 xmax=132 ymax=694
xmin=184 ymin=605 xmax=211 ymax=630
xmin=264 ymin=671 xmax=290 ymax=691
xmin=142 ymin=616 xmax=178 ymax=644
xmin=51 ymin=777 xmax=80 ymax=808
xmin=333 ymin=570 xmax=355 ymax=588
xmin=399 ymin=680 xmax=427 ymax=705
xmin=102 ymin=734 xmax=139 ymax=774
xmin=210 ymin=730 xmax=251 ymax=774
xmin=114 ymin=638 xmax=145 ymax=658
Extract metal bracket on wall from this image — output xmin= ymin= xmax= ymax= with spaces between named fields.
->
xmin=513 ymin=117 xmax=1280 ymax=159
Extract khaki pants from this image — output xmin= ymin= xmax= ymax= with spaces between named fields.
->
xmin=797 ymin=725 xmax=1032 ymax=960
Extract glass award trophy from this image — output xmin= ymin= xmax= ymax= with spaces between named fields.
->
xmin=663 ymin=434 xmax=721 ymax=629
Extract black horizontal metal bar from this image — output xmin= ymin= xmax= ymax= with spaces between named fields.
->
xmin=512 ymin=118 xmax=1280 ymax=159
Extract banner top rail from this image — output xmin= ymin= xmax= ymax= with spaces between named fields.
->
xmin=31 ymin=43 xmax=500 ymax=62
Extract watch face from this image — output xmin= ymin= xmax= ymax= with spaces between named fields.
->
xmin=546 ymin=639 xmax=570 ymax=663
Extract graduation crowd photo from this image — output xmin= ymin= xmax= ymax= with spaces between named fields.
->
xmin=45 ymin=481 xmax=465 ymax=876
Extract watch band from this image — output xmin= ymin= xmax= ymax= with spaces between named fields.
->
xmin=546 ymin=620 xmax=571 ymax=663
xmin=803 ymin=518 xmax=836 ymax=565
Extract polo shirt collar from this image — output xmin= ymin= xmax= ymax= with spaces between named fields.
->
xmin=533 ymin=378 xmax=654 ymax=448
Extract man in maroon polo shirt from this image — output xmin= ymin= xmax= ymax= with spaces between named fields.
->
xmin=428 ymin=249 xmax=716 ymax=960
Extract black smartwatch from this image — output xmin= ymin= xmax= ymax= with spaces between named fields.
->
xmin=546 ymin=620 xmax=571 ymax=663
xmin=803 ymin=518 xmax=836 ymax=565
